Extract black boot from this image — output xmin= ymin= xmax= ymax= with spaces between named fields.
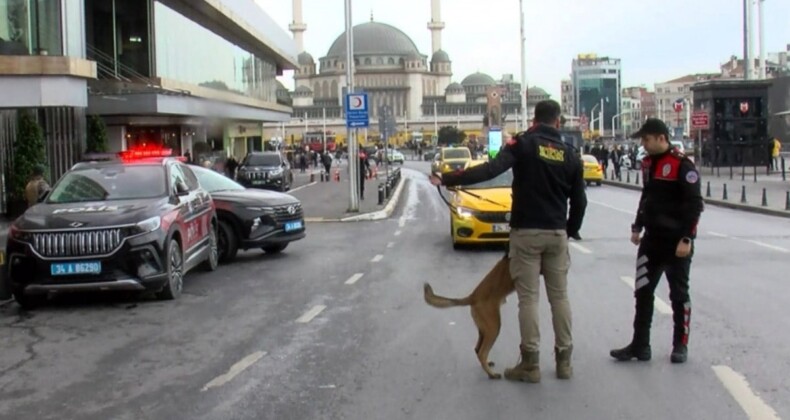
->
xmin=610 ymin=343 xmax=652 ymax=361
xmin=671 ymin=344 xmax=687 ymax=363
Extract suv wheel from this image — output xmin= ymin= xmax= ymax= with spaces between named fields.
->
xmin=218 ymin=220 xmax=238 ymax=263
xmin=262 ymin=243 xmax=288 ymax=254
xmin=157 ymin=239 xmax=184 ymax=300
xmin=202 ymin=225 xmax=219 ymax=271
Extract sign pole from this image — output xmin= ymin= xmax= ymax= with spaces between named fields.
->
xmin=344 ymin=0 xmax=358 ymax=211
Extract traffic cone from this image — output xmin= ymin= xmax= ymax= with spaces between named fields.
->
xmin=334 ymin=168 xmax=340 ymax=182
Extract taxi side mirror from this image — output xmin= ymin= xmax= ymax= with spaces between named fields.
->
xmin=175 ymin=181 xmax=190 ymax=197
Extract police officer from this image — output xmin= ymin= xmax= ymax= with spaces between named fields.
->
xmin=430 ymin=100 xmax=587 ymax=382
xmin=610 ymin=118 xmax=704 ymax=364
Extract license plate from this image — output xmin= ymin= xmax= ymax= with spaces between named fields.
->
xmin=252 ymin=180 xmax=265 ymax=185
xmin=284 ymin=221 xmax=303 ymax=232
xmin=492 ymin=224 xmax=511 ymax=233
xmin=51 ymin=261 xmax=101 ymax=276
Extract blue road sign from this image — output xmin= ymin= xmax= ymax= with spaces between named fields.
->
xmin=345 ymin=93 xmax=369 ymax=128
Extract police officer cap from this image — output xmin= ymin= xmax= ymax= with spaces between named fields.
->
xmin=630 ymin=118 xmax=670 ymax=139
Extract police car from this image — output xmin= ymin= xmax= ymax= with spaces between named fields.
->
xmin=4 ymin=148 xmax=219 ymax=308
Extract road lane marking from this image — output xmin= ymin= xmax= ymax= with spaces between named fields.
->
xmin=712 ymin=365 xmax=780 ymax=420
xmin=289 ymin=181 xmax=318 ymax=192
xmin=588 ymin=199 xmax=636 ymax=215
xmin=569 ymin=242 xmax=592 ymax=254
xmin=371 ymin=254 xmax=384 ymax=262
xmin=708 ymin=231 xmax=730 ymax=238
xmin=394 ymin=230 xmax=402 ymax=236
xmin=201 ymin=351 xmax=266 ymax=392
xmin=745 ymin=240 xmax=789 ymax=253
xmin=398 ymin=216 xmax=406 ymax=228
xmin=296 ymin=305 xmax=326 ymax=323
xmin=344 ymin=273 xmax=364 ymax=285
xmin=619 ymin=276 xmax=672 ymax=315
xmin=387 ymin=242 xmax=395 ymax=248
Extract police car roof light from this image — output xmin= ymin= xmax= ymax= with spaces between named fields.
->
xmin=119 ymin=147 xmax=174 ymax=161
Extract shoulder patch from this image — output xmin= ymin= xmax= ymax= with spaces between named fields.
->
xmin=685 ymin=170 xmax=699 ymax=184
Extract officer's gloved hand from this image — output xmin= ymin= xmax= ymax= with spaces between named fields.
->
xmin=568 ymin=232 xmax=582 ymax=241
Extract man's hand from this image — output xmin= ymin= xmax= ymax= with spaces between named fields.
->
xmin=568 ymin=232 xmax=582 ymax=241
xmin=630 ymin=231 xmax=641 ymax=246
xmin=675 ymin=239 xmax=692 ymax=258
xmin=429 ymin=173 xmax=442 ymax=186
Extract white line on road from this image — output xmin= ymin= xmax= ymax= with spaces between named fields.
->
xmin=619 ymin=276 xmax=672 ymax=315
xmin=745 ymin=240 xmax=789 ymax=253
xmin=201 ymin=351 xmax=267 ymax=392
xmin=398 ymin=216 xmax=406 ymax=228
xmin=394 ymin=230 xmax=402 ymax=236
xmin=387 ymin=242 xmax=395 ymax=248
xmin=296 ymin=305 xmax=327 ymax=323
xmin=569 ymin=242 xmax=593 ymax=254
xmin=290 ymin=181 xmax=318 ymax=192
xmin=344 ymin=273 xmax=364 ymax=285
xmin=708 ymin=231 xmax=730 ymax=238
xmin=712 ymin=365 xmax=781 ymax=420
xmin=588 ymin=199 xmax=636 ymax=215
xmin=371 ymin=254 xmax=384 ymax=262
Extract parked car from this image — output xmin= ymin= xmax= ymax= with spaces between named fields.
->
xmin=236 ymin=152 xmax=294 ymax=191
xmin=5 ymin=149 xmax=219 ymax=308
xmin=387 ymin=149 xmax=405 ymax=164
xmin=190 ymin=165 xmax=305 ymax=263
xmin=582 ymin=154 xmax=604 ymax=186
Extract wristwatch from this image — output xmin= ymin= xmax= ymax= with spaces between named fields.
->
xmin=681 ymin=237 xmax=692 ymax=244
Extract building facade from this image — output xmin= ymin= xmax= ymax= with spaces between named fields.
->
xmin=571 ymin=54 xmax=621 ymax=133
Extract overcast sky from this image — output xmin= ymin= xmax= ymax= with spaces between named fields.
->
xmin=255 ymin=0 xmax=789 ymax=99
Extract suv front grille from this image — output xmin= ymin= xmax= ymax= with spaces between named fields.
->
xmin=273 ymin=204 xmax=303 ymax=223
xmin=475 ymin=211 xmax=509 ymax=224
xmin=32 ymin=229 xmax=125 ymax=257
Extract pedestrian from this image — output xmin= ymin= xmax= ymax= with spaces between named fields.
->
xmin=771 ymin=137 xmax=782 ymax=171
xmin=358 ymin=150 xmax=370 ymax=199
xmin=25 ymin=164 xmax=50 ymax=208
xmin=429 ymin=100 xmax=587 ymax=382
xmin=322 ymin=151 xmax=332 ymax=177
xmin=610 ymin=118 xmax=704 ymax=364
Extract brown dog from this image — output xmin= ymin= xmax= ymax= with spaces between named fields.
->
xmin=423 ymin=256 xmax=515 ymax=379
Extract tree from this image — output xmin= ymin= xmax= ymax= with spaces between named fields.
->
xmin=438 ymin=126 xmax=466 ymax=146
xmin=10 ymin=111 xmax=47 ymax=202
xmin=86 ymin=115 xmax=108 ymax=153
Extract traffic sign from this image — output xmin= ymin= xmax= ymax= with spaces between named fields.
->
xmin=345 ymin=93 xmax=369 ymax=128
xmin=691 ymin=111 xmax=709 ymax=130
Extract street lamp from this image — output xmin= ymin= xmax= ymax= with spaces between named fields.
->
xmin=590 ymin=103 xmax=600 ymax=135
xmin=519 ymin=0 xmax=527 ymax=132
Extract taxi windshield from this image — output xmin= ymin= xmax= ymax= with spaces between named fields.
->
xmin=190 ymin=165 xmax=245 ymax=192
xmin=464 ymin=169 xmax=513 ymax=189
xmin=47 ymin=165 xmax=167 ymax=203
xmin=443 ymin=149 xmax=471 ymax=159
xmin=582 ymin=155 xmax=599 ymax=164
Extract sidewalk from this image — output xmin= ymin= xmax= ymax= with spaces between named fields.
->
xmin=288 ymin=163 xmax=405 ymax=222
xmin=603 ymin=167 xmax=790 ymax=218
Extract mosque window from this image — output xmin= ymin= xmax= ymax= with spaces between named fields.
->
xmin=365 ymin=58 xmax=372 ymax=65
xmin=388 ymin=57 xmax=395 ymax=65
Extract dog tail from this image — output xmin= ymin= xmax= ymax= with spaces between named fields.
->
xmin=423 ymin=283 xmax=472 ymax=308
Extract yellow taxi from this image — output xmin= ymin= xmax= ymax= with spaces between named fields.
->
xmin=448 ymin=168 xmax=513 ymax=249
xmin=582 ymin=154 xmax=603 ymax=186
xmin=431 ymin=147 xmax=473 ymax=174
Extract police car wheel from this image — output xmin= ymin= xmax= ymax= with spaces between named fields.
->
xmin=218 ymin=220 xmax=238 ymax=263
xmin=157 ymin=239 xmax=184 ymax=300
xmin=202 ymin=225 xmax=219 ymax=271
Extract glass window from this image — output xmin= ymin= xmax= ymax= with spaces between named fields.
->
xmin=243 ymin=153 xmax=282 ymax=167
xmin=443 ymin=149 xmax=471 ymax=159
xmin=180 ymin=164 xmax=200 ymax=190
xmin=0 ymin=0 xmax=62 ymax=56
xmin=48 ymin=165 xmax=167 ymax=203
xmin=154 ymin=1 xmax=277 ymax=102
xmin=190 ymin=165 xmax=244 ymax=193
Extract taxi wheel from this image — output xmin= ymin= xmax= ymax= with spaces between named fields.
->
xmin=157 ymin=239 xmax=184 ymax=301
xmin=262 ymin=244 xmax=288 ymax=254
xmin=218 ymin=220 xmax=238 ymax=263
xmin=202 ymin=225 xmax=219 ymax=271
xmin=596 ymin=181 xmax=602 ymax=186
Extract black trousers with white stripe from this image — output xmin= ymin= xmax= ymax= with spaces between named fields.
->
xmin=632 ymin=234 xmax=692 ymax=348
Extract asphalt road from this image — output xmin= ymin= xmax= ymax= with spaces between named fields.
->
xmin=1 ymin=161 xmax=788 ymax=420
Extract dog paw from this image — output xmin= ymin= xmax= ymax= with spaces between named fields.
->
xmin=488 ymin=361 xmax=495 ymax=367
xmin=489 ymin=373 xmax=502 ymax=380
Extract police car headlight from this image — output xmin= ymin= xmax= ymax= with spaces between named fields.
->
xmin=455 ymin=206 xmax=474 ymax=219
xmin=135 ymin=216 xmax=161 ymax=234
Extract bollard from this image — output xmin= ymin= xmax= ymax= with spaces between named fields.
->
xmin=705 ymin=181 xmax=711 ymax=198
xmin=378 ymin=184 xmax=385 ymax=205
xmin=320 ymin=172 xmax=325 ymax=182
xmin=635 ymin=171 xmax=640 ymax=185
xmin=782 ymin=157 xmax=786 ymax=182
xmin=740 ymin=185 xmax=747 ymax=204
xmin=761 ymin=188 xmax=768 ymax=207
xmin=786 ymin=191 xmax=790 ymax=211
xmin=604 ymin=168 xmax=608 ymax=180
xmin=310 ymin=172 xmax=315 ymax=183
xmin=626 ymin=171 xmax=630 ymax=183
xmin=723 ymin=183 xmax=728 ymax=200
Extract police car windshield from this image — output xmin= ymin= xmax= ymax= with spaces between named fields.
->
xmin=47 ymin=165 xmax=167 ymax=203
xmin=190 ymin=165 xmax=244 ymax=192
xmin=465 ymin=169 xmax=513 ymax=189
xmin=443 ymin=149 xmax=471 ymax=159
xmin=244 ymin=154 xmax=281 ymax=167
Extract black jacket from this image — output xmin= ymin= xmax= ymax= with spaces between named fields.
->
xmin=441 ymin=124 xmax=587 ymax=235
xmin=632 ymin=147 xmax=704 ymax=239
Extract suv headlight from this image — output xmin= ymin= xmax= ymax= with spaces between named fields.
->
xmin=8 ymin=225 xmax=31 ymax=242
xmin=247 ymin=206 xmax=275 ymax=215
xmin=134 ymin=216 xmax=161 ymax=234
xmin=270 ymin=168 xmax=284 ymax=176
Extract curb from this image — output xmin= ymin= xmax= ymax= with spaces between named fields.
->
xmin=341 ymin=177 xmax=407 ymax=222
xmin=601 ymin=179 xmax=790 ymax=219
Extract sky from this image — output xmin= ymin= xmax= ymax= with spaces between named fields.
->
xmin=255 ymin=0 xmax=790 ymax=99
